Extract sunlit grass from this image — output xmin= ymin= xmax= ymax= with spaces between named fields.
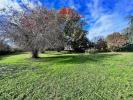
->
xmin=0 ymin=52 xmax=133 ymax=99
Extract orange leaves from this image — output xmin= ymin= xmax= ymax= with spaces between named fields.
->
xmin=58 ymin=7 xmax=82 ymax=21
xmin=59 ymin=8 xmax=73 ymax=15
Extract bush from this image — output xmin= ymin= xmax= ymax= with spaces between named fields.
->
xmin=95 ymin=38 xmax=108 ymax=52
xmin=120 ymin=43 xmax=133 ymax=52
xmin=0 ymin=50 xmax=11 ymax=55
xmin=0 ymin=41 xmax=11 ymax=55
xmin=86 ymin=48 xmax=98 ymax=54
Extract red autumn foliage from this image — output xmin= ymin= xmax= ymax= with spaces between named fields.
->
xmin=59 ymin=8 xmax=73 ymax=15
xmin=58 ymin=7 xmax=82 ymax=21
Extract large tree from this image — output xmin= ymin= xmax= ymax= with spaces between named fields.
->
xmin=0 ymin=6 xmax=65 ymax=58
xmin=106 ymin=32 xmax=128 ymax=51
xmin=59 ymin=8 xmax=89 ymax=52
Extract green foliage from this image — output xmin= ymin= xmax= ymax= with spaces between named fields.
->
xmin=0 ymin=41 xmax=11 ymax=55
xmin=63 ymin=9 xmax=89 ymax=53
xmin=0 ymin=52 xmax=133 ymax=99
xmin=124 ymin=16 xmax=133 ymax=44
xmin=71 ymin=33 xmax=89 ymax=53
xmin=120 ymin=43 xmax=133 ymax=52
xmin=94 ymin=37 xmax=108 ymax=52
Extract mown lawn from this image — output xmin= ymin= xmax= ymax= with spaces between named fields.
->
xmin=0 ymin=52 xmax=133 ymax=100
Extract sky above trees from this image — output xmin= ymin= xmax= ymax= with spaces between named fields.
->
xmin=0 ymin=0 xmax=133 ymax=39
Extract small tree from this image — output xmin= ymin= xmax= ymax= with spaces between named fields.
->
xmin=94 ymin=37 xmax=107 ymax=52
xmin=71 ymin=30 xmax=89 ymax=53
xmin=106 ymin=32 xmax=128 ymax=51
xmin=0 ymin=6 xmax=65 ymax=58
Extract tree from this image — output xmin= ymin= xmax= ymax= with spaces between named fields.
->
xmin=106 ymin=32 xmax=128 ymax=51
xmin=0 ymin=6 xmax=65 ymax=58
xmin=124 ymin=16 xmax=133 ymax=44
xmin=71 ymin=30 xmax=89 ymax=52
xmin=59 ymin=8 xmax=89 ymax=52
xmin=94 ymin=37 xmax=107 ymax=52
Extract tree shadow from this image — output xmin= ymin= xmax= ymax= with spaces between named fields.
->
xmin=0 ymin=52 xmax=121 ymax=65
xmin=36 ymin=53 xmax=120 ymax=64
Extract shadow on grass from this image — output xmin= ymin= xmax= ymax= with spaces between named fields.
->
xmin=0 ymin=52 xmax=120 ymax=65
xmin=0 ymin=52 xmax=28 ymax=60
xmin=36 ymin=53 xmax=120 ymax=64
xmin=0 ymin=64 xmax=37 ymax=79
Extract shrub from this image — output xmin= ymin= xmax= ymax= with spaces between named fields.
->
xmin=0 ymin=40 xmax=11 ymax=55
xmin=95 ymin=38 xmax=108 ymax=52
xmin=120 ymin=43 xmax=133 ymax=52
xmin=86 ymin=48 xmax=98 ymax=54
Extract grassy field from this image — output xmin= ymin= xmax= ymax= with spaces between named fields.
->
xmin=0 ymin=52 xmax=133 ymax=100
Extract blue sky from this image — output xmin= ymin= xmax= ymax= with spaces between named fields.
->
xmin=0 ymin=0 xmax=133 ymax=39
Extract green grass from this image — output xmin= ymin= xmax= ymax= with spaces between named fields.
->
xmin=0 ymin=52 xmax=133 ymax=100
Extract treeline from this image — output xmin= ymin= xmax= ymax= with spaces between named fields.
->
xmin=0 ymin=5 xmax=133 ymax=57
xmin=88 ymin=16 xmax=133 ymax=53
xmin=88 ymin=32 xmax=131 ymax=53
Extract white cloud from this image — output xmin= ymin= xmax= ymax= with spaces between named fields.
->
xmin=0 ymin=0 xmax=42 ymax=12
xmin=86 ymin=0 xmax=132 ymax=40
xmin=0 ymin=0 xmax=22 ymax=11
xmin=0 ymin=0 xmax=11 ymax=9
xmin=88 ymin=13 xmax=129 ymax=39
xmin=68 ymin=0 xmax=76 ymax=9
xmin=21 ymin=0 xmax=42 ymax=8
xmin=87 ymin=0 xmax=103 ymax=20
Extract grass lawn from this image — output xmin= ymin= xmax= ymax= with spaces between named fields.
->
xmin=0 ymin=52 xmax=133 ymax=100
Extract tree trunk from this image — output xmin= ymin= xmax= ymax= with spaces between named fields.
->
xmin=32 ymin=49 xmax=39 ymax=58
